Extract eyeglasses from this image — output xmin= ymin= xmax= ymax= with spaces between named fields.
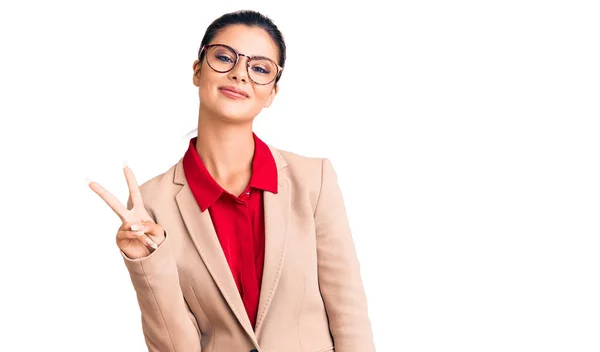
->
xmin=198 ymin=44 xmax=283 ymax=85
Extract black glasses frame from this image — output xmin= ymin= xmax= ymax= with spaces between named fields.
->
xmin=198 ymin=44 xmax=283 ymax=85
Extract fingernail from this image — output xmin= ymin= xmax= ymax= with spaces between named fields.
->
xmin=85 ymin=177 xmax=92 ymax=185
xmin=131 ymin=224 xmax=143 ymax=231
xmin=123 ymin=159 xmax=128 ymax=168
xmin=147 ymin=239 xmax=158 ymax=250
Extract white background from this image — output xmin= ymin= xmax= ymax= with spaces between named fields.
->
xmin=1 ymin=0 xmax=599 ymax=351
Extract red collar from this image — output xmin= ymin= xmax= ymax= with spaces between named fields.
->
xmin=182 ymin=132 xmax=278 ymax=211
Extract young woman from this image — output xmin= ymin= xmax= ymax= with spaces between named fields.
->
xmin=89 ymin=10 xmax=375 ymax=352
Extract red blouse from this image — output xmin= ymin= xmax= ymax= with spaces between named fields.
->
xmin=182 ymin=132 xmax=278 ymax=329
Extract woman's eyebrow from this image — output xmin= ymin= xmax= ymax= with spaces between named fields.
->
xmin=230 ymin=45 xmax=273 ymax=59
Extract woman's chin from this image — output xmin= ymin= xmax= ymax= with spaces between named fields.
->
xmin=215 ymin=109 xmax=255 ymax=124
xmin=213 ymin=104 xmax=259 ymax=124
xmin=199 ymin=97 xmax=261 ymax=124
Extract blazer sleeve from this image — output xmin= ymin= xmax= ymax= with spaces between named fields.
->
xmin=122 ymin=199 xmax=202 ymax=352
xmin=122 ymin=235 xmax=202 ymax=352
xmin=314 ymin=158 xmax=376 ymax=352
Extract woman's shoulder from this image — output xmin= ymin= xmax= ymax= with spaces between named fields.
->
xmin=136 ymin=160 xmax=182 ymax=204
xmin=266 ymin=144 xmax=334 ymax=190
xmin=267 ymin=144 xmax=326 ymax=172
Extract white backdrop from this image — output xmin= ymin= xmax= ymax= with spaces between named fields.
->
xmin=1 ymin=0 xmax=599 ymax=351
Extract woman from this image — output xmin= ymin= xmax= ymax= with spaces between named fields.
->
xmin=89 ymin=10 xmax=374 ymax=352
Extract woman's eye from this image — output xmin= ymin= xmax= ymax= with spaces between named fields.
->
xmin=216 ymin=55 xmax=233 ymax=63
xmin=251 ymin=66 xmax=270 ymax=74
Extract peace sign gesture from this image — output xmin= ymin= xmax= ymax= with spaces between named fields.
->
xmin=88 ymin=165 xmax=166 ymax=259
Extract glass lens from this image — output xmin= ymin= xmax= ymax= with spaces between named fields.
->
xmin=248 ymin=58 xmax=278 ymax=85
xmin=206 ymin=45 xmax=236 ymax=72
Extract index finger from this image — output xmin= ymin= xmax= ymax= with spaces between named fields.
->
xmin=88 ymin=181 xmax=129 ymax=220
xmin=123 ymin=166 xmax=144 ymax=209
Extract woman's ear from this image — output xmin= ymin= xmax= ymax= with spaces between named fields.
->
xmin=193 ymin=59 xmax=202 ymax=86
xmin=264 ymin=84 xmax=279 ymax=108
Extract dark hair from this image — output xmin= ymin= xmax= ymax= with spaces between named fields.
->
xmin=198 ymin=10 xmax=286 ymax=85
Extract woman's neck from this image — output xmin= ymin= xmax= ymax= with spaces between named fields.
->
xmin=194 ymin=113 xmax=255 ymax=188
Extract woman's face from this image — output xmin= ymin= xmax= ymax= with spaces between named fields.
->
xmin=193 ymin=24 xmax=280 ymax=124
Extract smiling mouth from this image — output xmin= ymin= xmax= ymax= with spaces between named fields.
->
xmin=219 ymin=87 xmax=248 ymax=99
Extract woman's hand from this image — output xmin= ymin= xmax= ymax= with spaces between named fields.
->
xmin=88 ymin=165 xmax=166 ymax=259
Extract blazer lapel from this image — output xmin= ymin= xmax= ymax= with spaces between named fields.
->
xmin=254 ymin=146 xmax=290 ymax=335
xmin=173 ymin=160 xmax=258 ymax=344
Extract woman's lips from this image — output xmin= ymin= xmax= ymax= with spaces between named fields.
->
xmin=219 ymin=87 xmax=248 ymax=99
